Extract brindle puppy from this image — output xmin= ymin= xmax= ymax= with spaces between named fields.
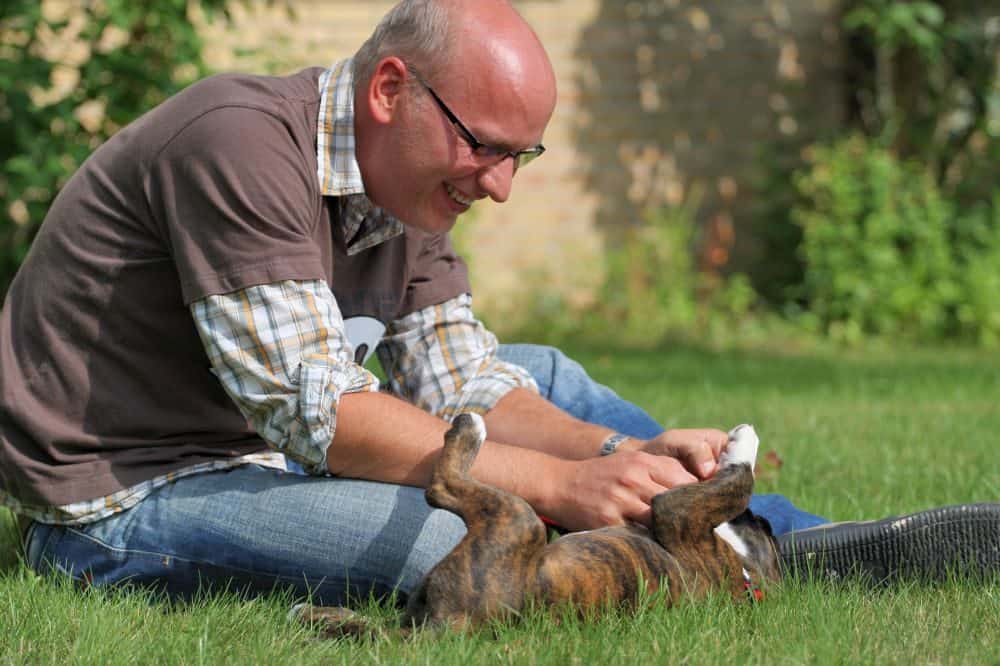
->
xmin=295 ymin=417 xmax=780 ymax=637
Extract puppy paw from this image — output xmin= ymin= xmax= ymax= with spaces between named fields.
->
xmin=290 ymin=604 xmax=376 ymax=639
xmin=438 ymin=413 xmax=488 ymax=479
xmin=720 ymin=424 xmax=759 ymax=470
xmin=453 ymin=412 xmax=487 ymax=444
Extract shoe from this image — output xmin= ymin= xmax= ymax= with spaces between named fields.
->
xmin=778 ymin=503 xmax=1000 ymax=583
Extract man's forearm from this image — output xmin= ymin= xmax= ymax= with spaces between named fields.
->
xmin=328 ymin=391 xmax=568 ymax=515
xmin=330 ymin=388 xmax=719 ymax=530
xmin=482 ymin=387 xmax=622 ymax=459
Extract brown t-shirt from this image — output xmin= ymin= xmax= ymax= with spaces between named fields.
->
xmin=0 ymin=68 xmax=469 ymax=507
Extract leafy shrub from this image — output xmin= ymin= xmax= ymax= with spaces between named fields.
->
xmin=792 ymin=135 xmax=1000 ymax=345
xmin=750 ymin=0 xmax=999 ymax=345
xmin=953 ymin=196 xmax=1000 ymax=347
xmin=0 ymin=0 xmax=235 ymax=296
xmin=792 ymin=136 xmax=957 ymax=341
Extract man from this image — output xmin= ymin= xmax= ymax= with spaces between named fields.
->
xmin=1 ymin=0 xmax=995 ymax=604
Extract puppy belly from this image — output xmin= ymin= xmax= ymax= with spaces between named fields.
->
xmin=532 ymin=529 xmax=681 ymax=607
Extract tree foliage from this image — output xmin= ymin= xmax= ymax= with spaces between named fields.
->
xmin=748 ymin=0 xmax=1000 ymax=344
xmin=0 ymin=0 xmax=235 ymax=295
xmin=790 ymin=0 xmax=1000 ymax=345
xmin=843 ymin=0 xmax=999 ymax=202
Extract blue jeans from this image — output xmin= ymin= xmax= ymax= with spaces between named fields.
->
xmin=25 ymin=344 xmax=825 ymax=604
xmin=26 ymin=466 xmax=463 ymax=603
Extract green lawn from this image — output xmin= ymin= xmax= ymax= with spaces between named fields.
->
xmin=2 ymin=346 xmax=998 ymax=664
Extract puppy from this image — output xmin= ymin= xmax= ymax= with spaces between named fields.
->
xmin=295 ymin=417 xmax=779 ymax=637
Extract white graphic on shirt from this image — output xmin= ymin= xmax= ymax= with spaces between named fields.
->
xmin=343 ymin=316 xmax=385 ymax=365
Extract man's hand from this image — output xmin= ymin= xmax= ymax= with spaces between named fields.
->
xmin=538 ymin=428 xmax=729 ymax=531
xmin=619 ymin=428 xmax=728 ymax=480
xmin=541 ymin=451 xmax=699 ymax=530
xmin=479 ymin=390 xmax=732 ymax=531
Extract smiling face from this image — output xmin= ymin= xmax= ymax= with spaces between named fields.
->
xmin=354 ymin=1 xmax=557 ymax=234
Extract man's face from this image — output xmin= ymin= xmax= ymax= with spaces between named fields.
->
xmin=368 ymin=58 xmax=555 ymax=235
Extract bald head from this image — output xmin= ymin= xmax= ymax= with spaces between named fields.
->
xmin=439 ymin=0 xmax=557 ymax=114
xmin=354 ymin=0 xmax=556 ymax=113
xmin=352 ymin=0 xmax=558 ymax=230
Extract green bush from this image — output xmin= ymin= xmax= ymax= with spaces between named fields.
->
xmin=792 ymin=136 xmax=955 ymax=341
xmin=0 ymin=0 xmax=236 ymax=296
xmin=953 ymin=196 xmax=1000 ymax=347
xmin=792 ymin=135 xmax=1000 ymax=345
xmin=751 ymin=0 xmax=999 ymax=346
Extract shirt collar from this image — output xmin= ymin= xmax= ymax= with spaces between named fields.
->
xmin=317 ymin=58 xmax=404 ymax=255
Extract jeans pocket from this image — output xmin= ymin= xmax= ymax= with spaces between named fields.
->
xmin=25 ymin=522 xmax=65 ymax=576
xmin=25 ymin=509 xmax=142 ymax=584
xmin=81 ymin=507 xmax=140 ymax=555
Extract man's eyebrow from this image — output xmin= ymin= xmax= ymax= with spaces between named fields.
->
xmin=491 ymin=140 xmax=519 ymax=153
xmin=471 ymin=127 xmax=514 ymax=151
xmin=478 ymin=132 xmax=533 ymax=153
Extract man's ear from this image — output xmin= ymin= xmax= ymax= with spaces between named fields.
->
xmin=366 ymin=57 xmax=408 ymax=125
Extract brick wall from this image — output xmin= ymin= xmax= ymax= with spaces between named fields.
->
xmin=201 ymin=0 xmax=845 ymax=332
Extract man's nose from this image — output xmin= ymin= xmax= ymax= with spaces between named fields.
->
xmin=476 ymin=157 xmax=515 ymax=203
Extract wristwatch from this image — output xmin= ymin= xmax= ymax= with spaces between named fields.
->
xmin=599 ymin=432 xmax=631 ymax=456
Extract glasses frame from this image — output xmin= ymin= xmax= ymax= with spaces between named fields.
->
xmin=408 ymin=67 xmax=546 ymax=170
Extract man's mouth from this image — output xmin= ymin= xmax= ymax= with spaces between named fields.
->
xmin=445 ymin=183 xmax=475 ymax=207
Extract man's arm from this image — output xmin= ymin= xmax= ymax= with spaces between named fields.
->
xmin=373 ymin=294 xmax=727 ymax=529
xmin=327 ymin=390 xmax=561 ymax=512
xmin=192 ymin=282 xmax=725 ymax=530
xmin=191 ymin=279 xmax=381 ymax=475
xmin=377 ymin=294 xmax=725 ymax=474
xmin=485 ymin=388 xmax=728 ymax=478
xmin=329 ymin=389 xmax=694 ymax=530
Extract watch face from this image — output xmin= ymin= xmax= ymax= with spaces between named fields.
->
xmin=601 ymin=433 xmax=629 ymax=456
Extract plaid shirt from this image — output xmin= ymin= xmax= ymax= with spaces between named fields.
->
xmin=193 ymin=283 xmax=535 ymax=476
xmin=317 ymin=59 xmax=405 ymax=254
xmin=8 ymin=58 xmax=535 ymax=525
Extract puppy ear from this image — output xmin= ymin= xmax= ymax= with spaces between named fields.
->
xmin=755 ymin=514 xmax=775 ymax=537
xmin=732 ymin=509 xmax=775 ymax=536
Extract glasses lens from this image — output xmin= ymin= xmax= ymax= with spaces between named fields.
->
xmin=515 ymin=146 xmax=545 ymax=169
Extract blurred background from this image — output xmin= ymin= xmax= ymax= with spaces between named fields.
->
xmin=2 ymin=0 xmax=998 ymax=348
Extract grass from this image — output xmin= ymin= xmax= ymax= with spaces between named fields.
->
xmin=2 ymin=345 xmax=999 ymax=664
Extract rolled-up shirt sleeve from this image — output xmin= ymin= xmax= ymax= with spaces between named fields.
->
xmin=190 ymin=279 xmax=379 ymax=475
xmin=377 ymin=293 xmax=538 ymax=421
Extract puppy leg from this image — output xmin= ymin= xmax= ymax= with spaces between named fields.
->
xmin=422 ymin=413 xmax=490 ymax=516
xmin=294 ymin=415 xmax=546 ymax=637
xmin=404 ymin=414 xmax=548 ymax=630
xmin=651 ymin=424 xmax=759 ymax=546
xmin=289 ymin=603 xmax=400 ymax=641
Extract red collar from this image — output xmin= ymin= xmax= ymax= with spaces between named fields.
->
xmin=742 ymin=567 xmax=764 ymax=602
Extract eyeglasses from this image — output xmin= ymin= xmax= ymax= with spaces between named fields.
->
xmin=409 ymin=68 xmax=546 ymax=170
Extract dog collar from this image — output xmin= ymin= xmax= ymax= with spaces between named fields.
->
xmin=742 ymin=567 xmax=764 ymax=603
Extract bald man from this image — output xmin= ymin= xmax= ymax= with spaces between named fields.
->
xmin=3 ymin=0 xmax=996 ymax=604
